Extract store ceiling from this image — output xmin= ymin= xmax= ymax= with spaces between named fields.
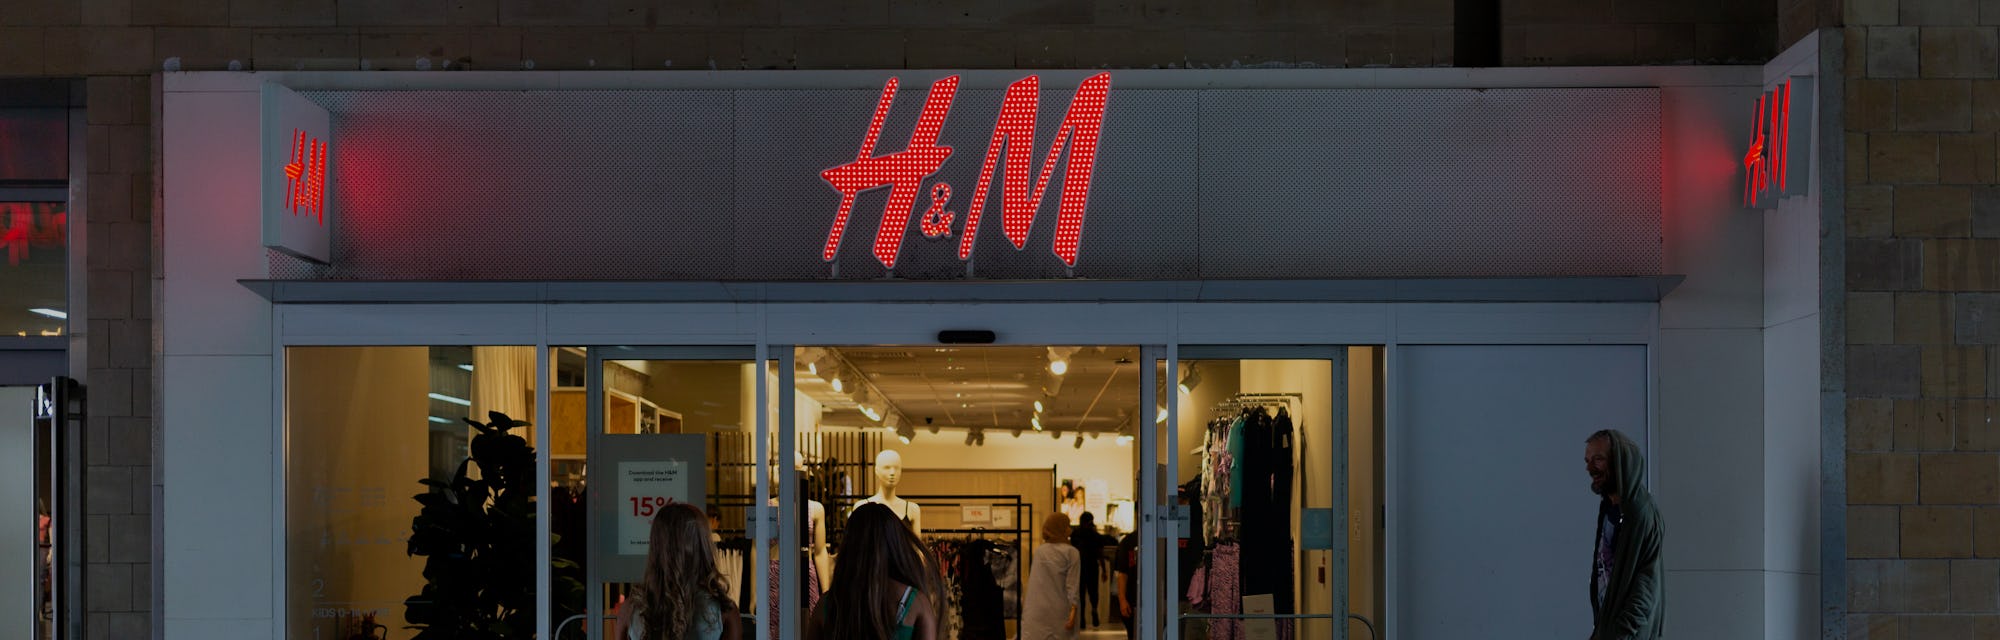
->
xmin=794 ymin=346 xmax=1144 ymax=437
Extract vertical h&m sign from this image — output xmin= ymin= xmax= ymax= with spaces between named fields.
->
xmin=1744 ymin=77 xmax=1814 ymax=208
xmin=262 ymin=84 xmax=334 ymax=263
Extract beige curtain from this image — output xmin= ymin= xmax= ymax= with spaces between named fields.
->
xmin=471 ymin=346 xmax=536 ymax=443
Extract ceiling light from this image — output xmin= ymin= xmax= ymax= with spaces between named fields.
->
xmin=458 ymin=364 xmax=474 ymax=372
xmin=1034 ymin=400 xmax=1044 ymax=413
xmin=428 ymin=392 xmax=471 ymax=406
xmin=1047 ymin=346 xmax=1079 ymax=376
xmin=1051 ymin=430 xmax=1063 ymax=440
xmin=1032 ymin=416 xmax=1043 ymax=431
xmin=898 ymin=435 xmax=911 ymax=444
xmin=1117 ymin=435 xmax=1133 ymax=447
xmin=1074 ymin=435 xmax=1084 ymax=449
xmin=808 ymin=361 xmax=817 ymax=375
xmin=29 ymin=308 xmax=65 ymax=320
xmin=1011 ymin=428 xmax=1023 ymax=438
xmin=1156 ymin=406 xmax=1168 ymax=424
xmin=428 ymin=416 xmax=452 ymax=424
xmin=831 ymin=375 xmax=844 ymax=393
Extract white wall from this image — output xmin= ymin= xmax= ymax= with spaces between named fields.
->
xmin=1 ymin=387 xmax=34 ymax=640
xmin=1395 ymin=345 xmax=1650 ymax=639
xmin=1652 ymin=61 xmax=1785 ymax=640
xmin=1761 ymin=35 xmax=1825 ymax=640
xmin=161 ymin=80 xmax=278 ymax=640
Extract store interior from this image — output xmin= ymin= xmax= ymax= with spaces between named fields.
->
xmin=284 ymin=344 xmax=1381 ymax=640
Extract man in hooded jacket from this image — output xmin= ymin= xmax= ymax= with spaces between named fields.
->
xmin=1585 ymin=428 xmax=1664 ymax=640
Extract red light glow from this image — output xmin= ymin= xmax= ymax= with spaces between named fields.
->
xmin=283 ymin=128 xmax=328 ymax=225
xmin=1743 ymin=79 xmax=1795 ymax=207
xmin=820 ymin=76 xmax=960 ymax=268
xmin=0 ymin=203 xmax=65 ymax=267
xmin=957 ymin=73 xmax=1111 ymax=267
xmin=821 ymin=73 xmax=1113 ymax=270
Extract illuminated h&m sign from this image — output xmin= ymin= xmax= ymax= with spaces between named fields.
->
xmin=822 ymin=73 xmax=1111 ymax=270
xmin=1744 ymin=77 xmax=1813 ymax=208
xmin=262 ymin=84 xmax=334 ymax=264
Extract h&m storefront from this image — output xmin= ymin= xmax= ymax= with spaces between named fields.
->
xmin=158 ymin=47 xmax=1831 ymax=640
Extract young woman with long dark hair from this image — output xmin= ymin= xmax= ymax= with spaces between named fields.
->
xmin=804 ymin=502 xmax=941 ymax=640
xmin=613 ymin=502 xmax=742 ymax=640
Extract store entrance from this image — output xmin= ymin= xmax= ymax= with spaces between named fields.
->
xmin=564 ymin=343 xmax=1381 ymax=640
xmin=792 ymin=346 xmax=1144 ymax=640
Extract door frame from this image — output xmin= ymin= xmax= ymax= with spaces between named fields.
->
xmin=266 ymin=299 xmax=1659 ymax=640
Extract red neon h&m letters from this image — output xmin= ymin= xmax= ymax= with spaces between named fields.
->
xmin=283 ymin=128 xmax=328 ymax=225
xmin=822 ymin=73 xmax=1113 ymax=269
xmin=1744 ymin=79 xmax=1801 ymax=207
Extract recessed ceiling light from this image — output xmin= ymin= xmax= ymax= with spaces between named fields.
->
xmin=29 ymin=308 xmax=65 ymax=320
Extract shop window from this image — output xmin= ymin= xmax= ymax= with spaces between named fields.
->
xmin=0 ymin=109 xmax=67 ymax=183
xmin=0 ymin=203 xmax=66 ymax=337
xmin=285 ymin=346 xmax=538 ymax=640
xmin=550 ymin=348 xmax=776 ymax=640
xmin=1164 ymin=348 xmax=1385 ymax=640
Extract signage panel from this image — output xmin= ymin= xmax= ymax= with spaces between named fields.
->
xmin=269 ymin=76 xmax=1663 ymax=281
xmin=1743 ymin=76 xmax=1814 ymax=208
xmin=262 ymin=83 xmax=333 ymax=263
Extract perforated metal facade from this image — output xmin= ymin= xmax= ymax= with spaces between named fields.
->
xmin=275 ymin=76 xmax=1660 ymax=281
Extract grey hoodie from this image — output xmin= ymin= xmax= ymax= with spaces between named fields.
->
xmin=1590 ymin=429 xmax=1665 ymax=640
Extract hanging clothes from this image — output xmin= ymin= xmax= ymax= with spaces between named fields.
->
xmin=766 ymin=514 xmax=822 ymax=640
xmin=955 ymin=539 xmax=1008 ymax=640
xmin=1207 ymin=542 xmax=1242 ymax=640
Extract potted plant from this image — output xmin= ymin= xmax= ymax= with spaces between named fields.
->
xmin=404 ymin=411 xmax=582 ymax=639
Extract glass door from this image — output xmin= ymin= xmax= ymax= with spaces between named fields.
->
xmin=1158 ymin=346 xmax=1365 ymax=640
xmin=565 ymin=346 xmax=779 ymax=640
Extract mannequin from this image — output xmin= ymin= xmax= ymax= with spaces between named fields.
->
xmin=856 ymin=449 xmax=922 ymax=536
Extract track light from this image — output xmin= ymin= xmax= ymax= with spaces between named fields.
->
xmin=831 ymin=374 xmax=844 ymax=393
xmin=1178 ymin=363 xmax=1203 ymax=396
xmin=1074 ymin=435 xmax=1084 ymax=449
xmin=1051 ymin=430 xmax=1062 ymax=440
xmin=966 ymin=431 xmax=978 ymax=445
xmin=1034 ymin=400 xmax=1044 ymax=413
xmin=1032 ymin=416 xmax=1043 ymax=431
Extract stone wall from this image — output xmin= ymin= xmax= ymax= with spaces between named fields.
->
xmin=1844 ymin=0 xmax=2000 ymax=637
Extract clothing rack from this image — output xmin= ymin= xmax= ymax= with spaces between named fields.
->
xmin=1200 ymin=392 xmax=1302 ymax=544
xmin=1213 ymin=392 xmax=1302 ymax=420
xmin=907 ymin=494 xmax=1033 ymax=628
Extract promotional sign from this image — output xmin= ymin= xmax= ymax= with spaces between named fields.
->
xmin=961 ymin=505 xmax=992 ymax=524
xmin=616 ymin=460 xmax=689 ymax=555
xmin=1743 ymin=76 xmax=1814 ymax=208
xmin=261 ymin=83 xmax=333 ymax=263
xmin=592 ymin=433 xmax=707 ymax=583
